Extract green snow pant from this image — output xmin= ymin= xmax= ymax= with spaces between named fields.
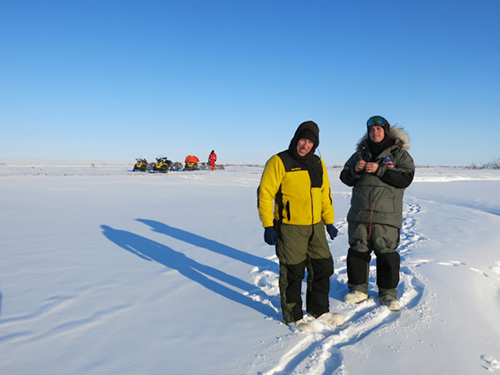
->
xmin=347 ymin=221 xmax=400 ymax=298
xmin=275 ymin=221 xmax=334 ymax=323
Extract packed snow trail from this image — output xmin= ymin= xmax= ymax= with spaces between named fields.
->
xmin=253 ymin=201 xmax=427 ymax=375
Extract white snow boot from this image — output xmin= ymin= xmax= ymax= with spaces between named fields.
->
xmin=317 ymin=312 xmax=345 ymax=327
xmin=380 ymin=295 xmax=400 ymax=311
xmin=344 ymin=290 xmax=368 ymax=304
xmin=287 ymin=318 xmax=314 ymax=332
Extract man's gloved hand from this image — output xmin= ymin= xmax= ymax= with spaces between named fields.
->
xmin=326 ymin=224 xmax=338 ymax=240
xmin=264 ymin=227 xmax=277 ymax=245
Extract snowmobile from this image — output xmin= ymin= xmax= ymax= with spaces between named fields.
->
xmin=147 ymin=156 xmax=173 ymax=173
xmin=184 ymin=155 xmax=200 ymax=171
xmin=170 ymin=162 xmax=183 ymax=171
xmin=199 ymin=162 xmax=210 ymax=170
xmin=133 ymin=158 xmax=148 ymax=172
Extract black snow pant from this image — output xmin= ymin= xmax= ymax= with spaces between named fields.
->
xmin=346 ymin=221 xmax=401 ymax=298
xmin=275 ymin=221 xmax=334 ymax=323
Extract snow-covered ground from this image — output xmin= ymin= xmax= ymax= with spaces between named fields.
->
xmin=1 ymin=159 xmax=500 ymax=375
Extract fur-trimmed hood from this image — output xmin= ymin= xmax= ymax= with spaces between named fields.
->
xmin=356 ymin=126 xmax=411 ymax=151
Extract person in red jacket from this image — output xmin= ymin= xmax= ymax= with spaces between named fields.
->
xmin=208 ymin=150 xmax=217 ymax=171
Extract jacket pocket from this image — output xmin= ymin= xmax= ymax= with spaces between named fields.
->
xmin=376 ymin=198 xmax=395 ymax=213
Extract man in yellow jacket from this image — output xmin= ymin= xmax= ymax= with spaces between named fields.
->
xmin=258 ymin=121 xmax=344 ymax=332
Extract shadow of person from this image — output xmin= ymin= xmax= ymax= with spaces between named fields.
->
xmin=101 ymin=225 xmax=278 ymax=319
xmin=136 ymin=219 xmax=275 ymax=270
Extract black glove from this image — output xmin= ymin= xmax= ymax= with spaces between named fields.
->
xmin=264 ymin=227 xmax=277 ymax=245
xmin=326 ymin=224 xmax=338 ymax=240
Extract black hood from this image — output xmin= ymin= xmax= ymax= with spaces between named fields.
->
xmin=288 ymin=121 xmax=320 ymax=164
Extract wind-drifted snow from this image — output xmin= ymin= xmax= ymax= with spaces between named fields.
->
xmin=1 ymin=160 xmax=500 ymax=375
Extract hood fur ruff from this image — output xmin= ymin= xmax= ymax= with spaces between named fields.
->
xmin=357 ymin=126 xmax=411 ymax=151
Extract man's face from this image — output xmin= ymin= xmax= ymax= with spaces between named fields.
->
xmin=369 ymin=125 xmax=385 ymax=143
xmin=297 ymin=138 xmax=314 ymax=157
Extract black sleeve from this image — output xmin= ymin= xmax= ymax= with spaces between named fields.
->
xmin=340 ymin=167 xmax=358 ymax=187
xmin=380 ymin=168 xmax=414 ymax=188
xmin=379 ymin=150 xmax=415 ymax=188
xmin=340 ymin=152 xmax=363 ymax=187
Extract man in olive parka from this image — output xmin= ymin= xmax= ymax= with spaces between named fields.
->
xmin=340 ymin=115 xmax=414 ymax=311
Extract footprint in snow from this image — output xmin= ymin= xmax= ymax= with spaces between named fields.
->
xmin=481 ymin=355 xmax=500 ymax=372
xmin=490 ymin=261 xmax=500 ymax=276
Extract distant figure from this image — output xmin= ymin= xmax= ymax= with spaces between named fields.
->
xmin=208 ymin=150 xmax=217 ymax=171
xmin=340 ymin=115 xmax=415 ymax=311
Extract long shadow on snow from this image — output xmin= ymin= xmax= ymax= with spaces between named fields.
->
xmin=101 ymin=225 xmax=277 ymax=319
xmin=137 ymin=219 xmax=275 ymax=269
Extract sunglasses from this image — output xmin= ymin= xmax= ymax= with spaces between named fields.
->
xmin=367 ymin=116 xmax=387 ymax=127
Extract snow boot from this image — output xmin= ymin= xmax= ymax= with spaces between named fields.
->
xmin=287 ymin=318 xmax=314 ymax=332
xmin=380 ymin=295 xmax=400 ymax=311
xmin=344 ymin=290 xmax=368 ymax=304
xmin=317 ymin=312 xmax=345 ymax=327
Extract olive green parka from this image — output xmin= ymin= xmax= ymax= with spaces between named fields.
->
xmin=340 ymin=126 xmax=414 ymax=228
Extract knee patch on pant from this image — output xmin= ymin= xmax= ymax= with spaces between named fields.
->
xmin=309 ymin=257 xmax=334 ymax=281
xmin=376 ymin=252 xmax=400 ymax=289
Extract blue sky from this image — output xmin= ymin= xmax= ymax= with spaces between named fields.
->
xmin=1 ymin=0 xmax=499 ymax=166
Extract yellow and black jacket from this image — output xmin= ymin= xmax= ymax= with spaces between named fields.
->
xmin=258 ymin=151 xmax=334 ymax=228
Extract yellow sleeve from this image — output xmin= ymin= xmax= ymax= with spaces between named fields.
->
xmin=257 ymin=155 xmax=285 ymax=228
xmin=320 ymin=159 xmax=335 ymax=225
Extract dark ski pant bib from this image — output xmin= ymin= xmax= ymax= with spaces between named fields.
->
xmin=275 ymin=222 xmax=334 ymax=323
xmin=347 ymin=221 xmax=401 ymax=298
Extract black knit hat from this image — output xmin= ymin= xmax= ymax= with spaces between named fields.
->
xmin=298 ymin=129 xmax=317 ymax=144
xmin=367 ymin=115 xmax=391 ymax=135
